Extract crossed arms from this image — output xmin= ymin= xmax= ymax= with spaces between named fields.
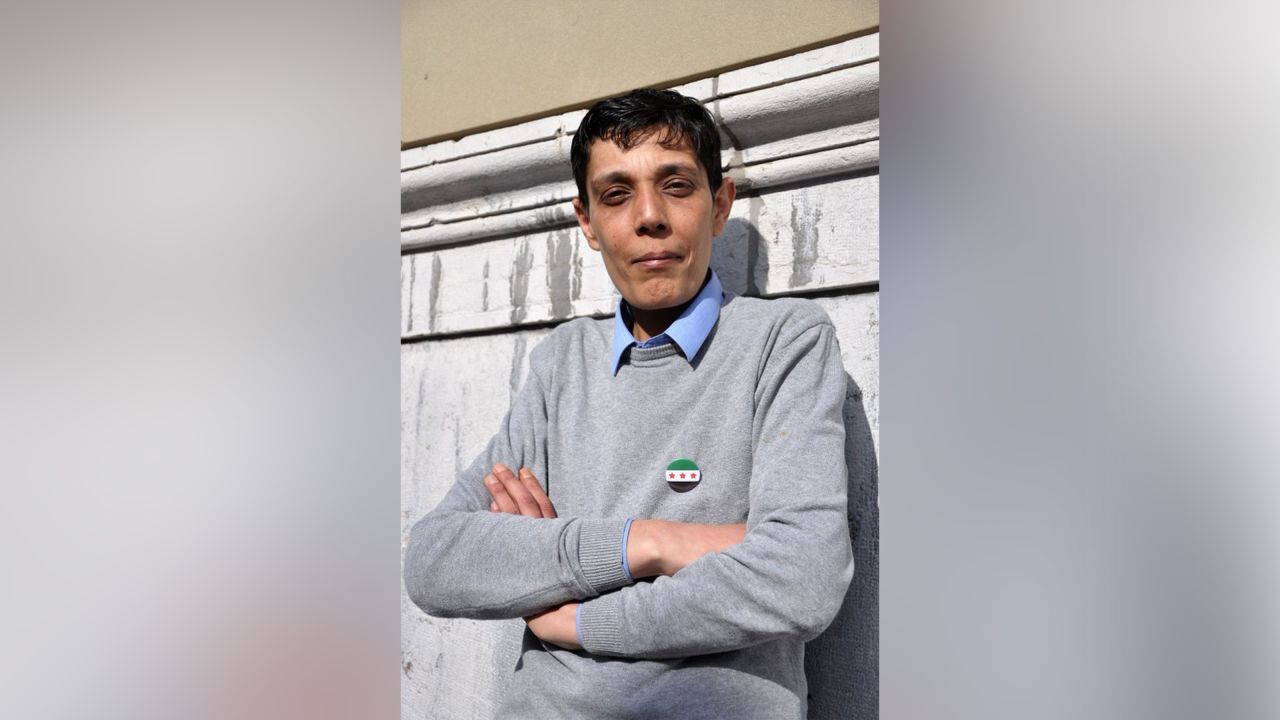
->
xmin=403 ymin=320 xmax=853 ymax=659
xmin=480 ymin=462 xmax=748 ymax=650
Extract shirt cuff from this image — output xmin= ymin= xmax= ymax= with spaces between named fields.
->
xmin=620 ymin=517 xmax=636 ymax=582
xmin=577 ymin=518 xmax=634 ymax=593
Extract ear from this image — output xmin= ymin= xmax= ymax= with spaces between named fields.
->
xmin=711 ymin=176 xmax=737 ymax=237
xmin=573 ymin=197 xmax=600 ymax=251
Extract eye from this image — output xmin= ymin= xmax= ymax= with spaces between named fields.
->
xmin=665 ymin=180 xmax=695 ymax=195
xmin=601 ymin=188 xmax=629 ymax=204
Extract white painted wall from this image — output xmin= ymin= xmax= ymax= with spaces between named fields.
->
xmin=402 ymin=34 xmax=879 ymax=720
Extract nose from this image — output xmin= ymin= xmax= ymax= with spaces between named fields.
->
xmin=633 ymin=186 xmax=669 ymax=237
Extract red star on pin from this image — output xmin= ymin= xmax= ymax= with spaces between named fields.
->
xmin=680 ymin=472 xmax=686 ymax=478
xmin=691 ymin=472 xmax=698 ymax=479
xmin=668 ymin=472 xmax=675 ymax=479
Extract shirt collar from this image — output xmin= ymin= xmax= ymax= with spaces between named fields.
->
xmin=610 ymin=269 xmax=724 ymax=375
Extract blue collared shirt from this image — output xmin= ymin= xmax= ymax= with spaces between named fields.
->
xmin=610 ymin=269 xmax=724 ymax=375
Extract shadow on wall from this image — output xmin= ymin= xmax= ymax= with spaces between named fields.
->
xmin=711 ymin=201 xmax=832 ymax=297
xmin=712 ymin=216 xmax=879 ymax=720
xmin=712 ymin=216 xmax=768 ymax=296
xmin=804 ymin=372 xmax=878 ymax=720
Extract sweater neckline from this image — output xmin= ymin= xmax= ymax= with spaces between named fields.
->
xmin=610 ymin=290 xmax=739 ymax=370
xmin=627 ymin=343 xmax=682 ymax=364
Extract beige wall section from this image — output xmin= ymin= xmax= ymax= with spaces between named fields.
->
xmin=402 ymin=0 xmax=877 ymax=147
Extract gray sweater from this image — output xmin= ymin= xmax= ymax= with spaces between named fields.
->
xmin=404 ymin=292 xmax=853 ymax=719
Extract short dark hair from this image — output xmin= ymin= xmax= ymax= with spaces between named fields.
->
xmin=570 ymin=88 xmax=723 ymax=207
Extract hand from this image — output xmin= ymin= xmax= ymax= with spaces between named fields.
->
xmin=485 ymin=463 xmax=556 ymax=518
xmin=626 ymin=520 xmax=747 ymax=577
xmin=524 ymin=601 xmax=581 ymax=650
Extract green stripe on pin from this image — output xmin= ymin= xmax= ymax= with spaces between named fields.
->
xmin=665 ymin=458 xmax=701 ymax=490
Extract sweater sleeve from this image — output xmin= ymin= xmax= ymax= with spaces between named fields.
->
xmin=576 ymin=319 xmax=854 ymax=658
xmin=403 ymin=342 xmax=634 ymax=620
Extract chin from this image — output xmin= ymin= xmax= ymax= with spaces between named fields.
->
xmin=623 ymin=274 xmax=698 ymax=310
xmin=638 ymin=289 xmax=693 ymax=311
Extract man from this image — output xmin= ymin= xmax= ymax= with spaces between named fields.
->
xmin=404 ymin=88 xmax=853 ymax=719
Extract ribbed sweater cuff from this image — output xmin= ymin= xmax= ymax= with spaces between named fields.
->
xmin=577 ymin=518 xmax=632 ymax=593
xmin=577 ymin=590 xmax=625 ymax=656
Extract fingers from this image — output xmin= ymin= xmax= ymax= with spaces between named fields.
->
xmin=518 ymin=467 xmax=557 ymax=518
xmin=485 ymin=472 xmax=519 ymax=514
xmin=481 ymin=463 xmax=543 ymax=518
xmin=485 ymin=463 xmax=557 ymax=518
xmin=492 ymin=463 xmax=543 ymax=517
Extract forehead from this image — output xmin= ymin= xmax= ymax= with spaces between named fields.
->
xmin=584 ymin=133 xmax=704 ymax=181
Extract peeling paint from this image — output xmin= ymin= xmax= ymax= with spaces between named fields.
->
xmin=509 ymin=239 xmax=534 ymax=324
xmin=415 ymin=370 xmax=427 ymax=440
xmin=427 ymin=255 xmax=443 ymax=333
xmin=406 ymin=255 xmax=417 ymax=333
xmin=789 ymin=198 xmax=820 ymax=288
xmin=571 ymin=234 xmax=583 ymax=302
xmin=533 ymin=204 xmax=565 ymax=228
xmin=410 ymin=369 xmax=427 ymax=493
xmin=451 ymin=413 xmax=463 ymax=479
xmin=746 ymin=196 xmax=766 ymax=295
xmin=546 ymin=231 xmax=574 ymax=319
xmin=481 ymin=259 xmax=490 ymax=312
xmin=509 ymin=335 xmax=528 ymax=402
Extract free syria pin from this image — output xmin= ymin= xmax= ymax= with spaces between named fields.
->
xmin=666 ymin=458 xmax=701 ymax=493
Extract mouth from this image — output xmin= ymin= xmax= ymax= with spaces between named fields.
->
xmin=632 ymin=251 xmax=683 ymax=269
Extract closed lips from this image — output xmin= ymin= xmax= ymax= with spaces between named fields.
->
xmin=634 ymin=252 xmax=681 ymax=263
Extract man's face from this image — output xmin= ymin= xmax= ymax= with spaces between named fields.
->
xmin=573 ymin=132 xmax=736 ymax=311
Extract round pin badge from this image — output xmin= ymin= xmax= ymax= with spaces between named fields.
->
xmin=665 ymin=458 xmax=701 ymax=493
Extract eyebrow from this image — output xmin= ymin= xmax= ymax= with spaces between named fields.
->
xmin=591 ymin=163 xmax=701 ymax=192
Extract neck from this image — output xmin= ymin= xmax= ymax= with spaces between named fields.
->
xmin=628 ymin=270 xmax=713 ymax=342
xmin=630 ymin=303 xmax=687 ymax=343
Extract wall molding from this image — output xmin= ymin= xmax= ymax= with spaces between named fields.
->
xmin=401 ymin=34 xmax=879 ymax=253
